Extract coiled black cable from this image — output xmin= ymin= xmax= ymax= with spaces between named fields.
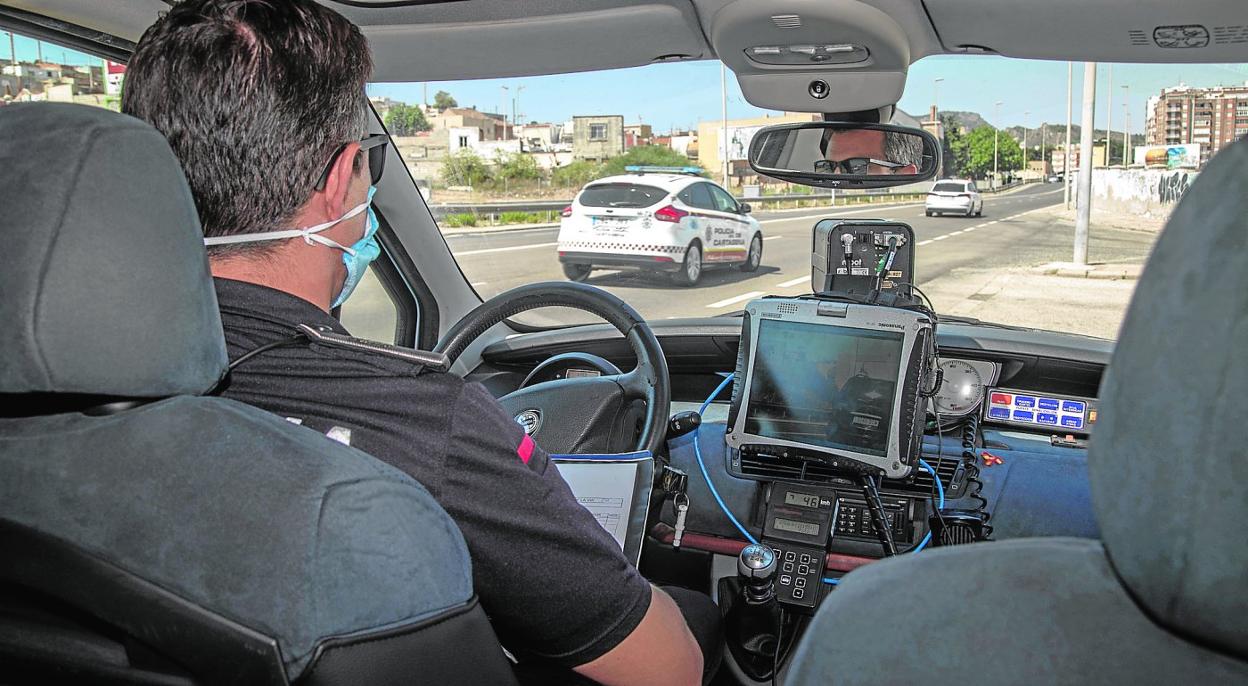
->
xmin=959 ymin=415 xmax=993 ymax=539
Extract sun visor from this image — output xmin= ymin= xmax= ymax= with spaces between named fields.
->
xmin=709 ymin=0 xmax=911 ymax=112
xmin=357 ymin=3 xmax=710 ymax=82
xmin=927 ymin=0 xmax=1248 ymax=62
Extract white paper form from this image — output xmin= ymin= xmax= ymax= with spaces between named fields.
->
xmin=551 ymin=461 xmax=640 ymax=551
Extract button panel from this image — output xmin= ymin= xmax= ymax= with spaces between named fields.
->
xmin=833 ymin=499 xmax=907 ymax=541
xmin=985 ymin=388 xmax=1096 ymax=434
xmin=766 ymin=540 xmax=825 ymax=610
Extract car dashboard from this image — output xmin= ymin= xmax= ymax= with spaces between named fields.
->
xmin=469 ymin=315 xmax=1107 ymax=680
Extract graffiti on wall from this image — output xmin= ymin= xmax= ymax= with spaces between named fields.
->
xmin=1157 ymin=172 xmax=1192 ymax=205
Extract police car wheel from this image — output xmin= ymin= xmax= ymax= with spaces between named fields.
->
xmin=673 ymin=243 xmax=702 ymax=286
xmin=562 ymin=263 xmax=592 ymax=282
xmin=739 ymin=234 xmax=762 ymax=272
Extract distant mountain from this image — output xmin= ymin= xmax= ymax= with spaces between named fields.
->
xmin=937 ymin=111 xmax=1144 ymax=148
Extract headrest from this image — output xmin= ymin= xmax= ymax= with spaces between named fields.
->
xmin=1090 ymin=136 xmax=1248 ymax=659
xmin=0 ymin=104 xmax=227 ymax=398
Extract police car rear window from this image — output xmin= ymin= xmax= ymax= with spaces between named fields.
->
xmin=579 ymin=183 xmax=667 ymax=208
xmin=932 ymin=182 xmax=967 ymax=193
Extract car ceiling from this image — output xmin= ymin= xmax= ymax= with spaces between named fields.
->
xmin=4 ymin=0 xmax=1246 ymax=114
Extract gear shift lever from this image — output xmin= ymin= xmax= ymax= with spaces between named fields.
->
xmin=738 ymin=544 xmax=778 ymax=605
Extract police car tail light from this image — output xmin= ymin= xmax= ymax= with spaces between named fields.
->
xmin=561 ymin=205 xmax=573 ymax=218
xmin=654 ymin=205 xmax=688 ymax=223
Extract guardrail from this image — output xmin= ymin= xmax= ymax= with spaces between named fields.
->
xmin=429 ymin=191 xmax=928 ymax=221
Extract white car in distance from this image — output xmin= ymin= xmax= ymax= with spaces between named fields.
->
xmin=557 ymin=167 xmax=764 ymax=286
xmin=925 ymin=179 xmax=983 ymax=217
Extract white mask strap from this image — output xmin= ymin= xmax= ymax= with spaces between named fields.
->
xmin=203 ymin=200 xmax=369 ymax=253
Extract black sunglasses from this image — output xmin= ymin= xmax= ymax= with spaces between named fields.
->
xmin=815 ymin=157 xmax=906 ymax=174
xmin=314 ymin=133 xmax=388 ymax=191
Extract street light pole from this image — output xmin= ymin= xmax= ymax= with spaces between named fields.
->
xmin=500 ymin=86 xmax=509 ymax=140
xmin=1075 ymin=62 xmax=1098 ymax=265
xmin=721 ymin=62 xmax=729 ymax=188
xmin=1121 ymin=84 xmax=1130 ymax=168
xmin=933 ymin=77 xmax=944 ymax=116
xmin=993 ymin=100 xmax=1003 ymax=188
xmin=1064 ymin=61 xmax=1073 ymax=209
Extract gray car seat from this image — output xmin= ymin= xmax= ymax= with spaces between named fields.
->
xmin=0 ymin=103 xmax=517 ymax=685
xmin=784 ymin=137 xmax=1248 ymax=683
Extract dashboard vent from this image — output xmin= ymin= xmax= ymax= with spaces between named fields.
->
xmin=771 ymin=14 xmax=802 ymax=29
xmin=737 ymin=452 xmax=962 ymax=496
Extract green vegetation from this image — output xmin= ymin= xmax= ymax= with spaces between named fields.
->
xmin=441 ymin=149 xmax=492 ymax=187
xmin=384 ymin=103 xmax=431 ymax=136
xmin=494 ymin=151 xmax=542 ymax=183
xmin=433 ymin=90 xmax=458 ymax=111
xmin=550 ymin=160 xmax=605 ymax=188
xmin=442 ymin=212 xmax=478 ymax=227
xmin=941 ymin=119 xmax=1022 ymax=179
xmin=600 ymin=145 xmax=700 ymax=176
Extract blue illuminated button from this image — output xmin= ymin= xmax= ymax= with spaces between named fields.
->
xmin=988 ymin=407 xmax=1010 ymax=420
xmin=1061 ymin=416 xmax=1084 ymax=429
xmin=1037 ymin=398 xmax=1060 ymax=411
xmin=1014 ymin=396 xmax=1036 ymax=408
xmin=1037 ymin=413 xmax=1059 ymax=425
xmin=1062 ymin=400 xmax=1086 ymax=413
xmin=1013 ymin=410 xmax=1035 ymax=422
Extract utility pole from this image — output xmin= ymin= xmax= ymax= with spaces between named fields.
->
xmin=933 ymin=77 xmax=944 ymax=115
xmin=1121 ymin=84 xmax=1130 ymax=168
xmin=500 ymin=85 xmax=509 ymax=140
xmin=6 ymin=30 xmax=19 ymax=92
xmin=1105 ymin=65 xmax=1112 ymax=165
xmin=1040 ymin=121 xmax=1047 ymax=175
xmin=721 ymin=62 xmax=729 ymax=188
xmin=1075 ymin=62 xmax=1097 ymax=265
xmin=1063 ymin=61 xmax=1073 ymax=209
xmin=993 ymin=100 xmax=1003 ymax=189
xmin=36 ymin=39 xmax=42 ymax=63
xmin=1022 ymin=111 xmax=1030 ymax=178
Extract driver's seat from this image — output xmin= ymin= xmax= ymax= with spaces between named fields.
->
xmin=785 ymin=138 xmax=1248 ymax=683
xmin=0 ymin=103 xmax=516 ymax=684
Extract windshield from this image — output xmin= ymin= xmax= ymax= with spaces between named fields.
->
xmin=579 ymin=183 xmax=667 ymax=208
xmin=369 ymin=57 xmax=1247 ymax=338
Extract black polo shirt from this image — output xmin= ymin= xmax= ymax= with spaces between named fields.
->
xmin=212 ymin=277 xmax=652 ymax=667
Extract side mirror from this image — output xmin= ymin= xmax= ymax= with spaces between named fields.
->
xmin=740 ymin=203 xmax=752 ymax=214
xmin=749 ymin=122 xmax=941 ymax=190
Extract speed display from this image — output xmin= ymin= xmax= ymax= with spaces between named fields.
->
xmin=784 ymin=491 xmax=821 ymax=509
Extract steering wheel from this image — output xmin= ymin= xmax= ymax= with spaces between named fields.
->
xmin=434 ymin=282 xmax=671 ymax=456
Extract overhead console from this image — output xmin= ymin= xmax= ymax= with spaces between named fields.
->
xmin=708 ymin=0 xmax=916 ymax=113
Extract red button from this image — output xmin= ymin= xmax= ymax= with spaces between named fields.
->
xmin=990 ymin=393 xmax=1013 ymax=405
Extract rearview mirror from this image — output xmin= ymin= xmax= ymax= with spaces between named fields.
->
xmin=748 ymin=122 xmax=940 ymax=189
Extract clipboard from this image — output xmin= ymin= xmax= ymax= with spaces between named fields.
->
xmin=550 ymin=451 xmax=654 ymax=567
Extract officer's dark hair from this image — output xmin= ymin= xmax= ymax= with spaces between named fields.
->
xmin=122 ymin=0 xmax=370 ymax=257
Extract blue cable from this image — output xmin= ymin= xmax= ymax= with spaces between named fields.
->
xmin=825 ymin=458 xmax=945 ymax=584
xmin=692 ymin=374 xmax=758 ymax=545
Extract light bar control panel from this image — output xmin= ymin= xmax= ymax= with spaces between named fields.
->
xmin=983 ymin=388 xmax=1098 ymax=435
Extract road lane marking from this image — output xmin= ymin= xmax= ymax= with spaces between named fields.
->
xmin=947 ymin=230 xmax=964 ymax=236
xmin=917 ymin=239 xmax=934 ymax=246
xmin=763 ymin=235 xmax=784 ymax=241
xmin=777 ymin=276 xmax=809 ymax=288
xmin=933 ymin=235 xmax=950 ymax=241
xmin=707 ymin=291 xmax=765 ymax=309
xmin=963 ymin=226 xmax=977 ymax=232
xmin=454 ymin=241 xmax=558 ymax=256
xmin=758 ymin=201 xmax=925 ymax=224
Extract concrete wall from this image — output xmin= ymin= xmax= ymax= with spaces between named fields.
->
xmin=1089 ymin=168 xmax=1199 ymax=219
xmin=572 ymin=115 xmax=624 ymax=161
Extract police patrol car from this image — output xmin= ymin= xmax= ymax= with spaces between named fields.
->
xmin=557 ymin=166 xmax=764 ymax=286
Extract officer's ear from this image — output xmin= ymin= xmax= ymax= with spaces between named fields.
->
xmin=316 ymin=141 xmax=363 ymax=220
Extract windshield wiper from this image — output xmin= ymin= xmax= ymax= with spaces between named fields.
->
xmin=937 ymin=315 xmax=1031 ymax=331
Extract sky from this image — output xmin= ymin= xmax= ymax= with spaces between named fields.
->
xmin=7 ymin=28 xmax=1245 ymax=135
xmin=369 ymin=56 xmax=1248 ymax=136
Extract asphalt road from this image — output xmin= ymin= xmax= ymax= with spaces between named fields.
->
xmin=444 ymin=184 xmax=1083 ymax=326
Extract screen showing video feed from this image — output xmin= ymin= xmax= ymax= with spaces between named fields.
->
xmin=744 ymin=319 xmax=904 ymax=457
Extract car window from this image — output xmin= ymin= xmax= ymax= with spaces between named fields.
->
xmin=338 ymin=265 xmax=401 ymax=343
xmin=708 ymin=185 xmax=739 ymax=213
xmin=679 ymin=183 xmax=716 ymax=210
xmin=579 ymin=183 xmax=667 ymax=208
xmin=932 ymin=182 xmax=966 ymax=193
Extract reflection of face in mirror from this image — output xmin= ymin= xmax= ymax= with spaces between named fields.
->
xmin=817 ymin=129 xmax=921 ymax=176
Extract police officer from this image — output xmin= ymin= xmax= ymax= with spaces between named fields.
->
xmin=121 ymin=1 xmax=718 ymax=684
